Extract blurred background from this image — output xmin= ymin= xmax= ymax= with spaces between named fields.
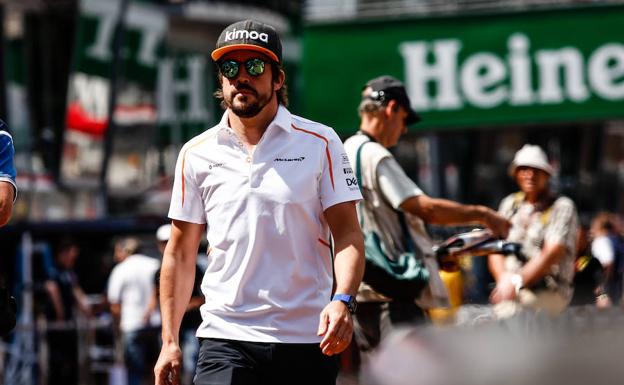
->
xmin=0 ymin=0 xmax=623 ymax=384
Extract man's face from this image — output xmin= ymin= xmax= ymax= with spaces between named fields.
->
xmin=219 ymin=50 xmax=280 ymax=118
xmin=515 ymin=166 xmax=549 ymax=195
xmin=384 ymin=103 xmax=408 ymax=148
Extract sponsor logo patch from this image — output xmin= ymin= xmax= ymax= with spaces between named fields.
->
xmin=209 ymin=163 xmax=224 ymax=170
xmin=341 ymin=153 xmax=350 ymax=164
xmin=274 ymin=157 xmax=305 ymax=162
xmin=345 ymin=178 xmax=358 ymax=187
xmin=225 ymin=28 xmax=269 ymax=43
xmin=343 ymin=167 xmax=353 ymax=174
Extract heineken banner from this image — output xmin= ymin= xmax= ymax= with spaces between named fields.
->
xmin=302 ymin=6 xmax=624 ymax=133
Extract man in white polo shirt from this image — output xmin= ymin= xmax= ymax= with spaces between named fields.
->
xmin=154 ymin=20 xmax=364 ymax=385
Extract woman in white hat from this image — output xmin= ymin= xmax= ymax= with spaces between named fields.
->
xmin=488 ymin=144 xmax=579 ymax=316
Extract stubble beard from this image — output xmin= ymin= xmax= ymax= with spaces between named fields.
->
xmin=225 ymin=86 xmax=275 ymax=118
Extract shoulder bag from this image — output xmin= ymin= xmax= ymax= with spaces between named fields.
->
xmin=355 ymin=141 xmax=429 ymax=300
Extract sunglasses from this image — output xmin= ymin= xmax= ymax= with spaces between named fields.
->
xmin=219 ymin=58 xmax=266 ymax=79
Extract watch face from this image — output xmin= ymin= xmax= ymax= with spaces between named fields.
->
xmin=348 ymin=298 xmax=357 ymax=314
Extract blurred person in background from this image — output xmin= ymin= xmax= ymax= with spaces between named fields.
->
xmin=590 ymin=212 xmax=624 ymax=304
xmin=571 ymin=216 xmax=610 ymax=307
xmin=488 ymin=144 xmax=578 ymax=316
xmin=0 ymin=120 xmax=17 ymax=226
xmin=154 ymin=19 xmax=364 ymax=385
xmin=147 ymin=224 xmax=204 ymax=385
xmin=44 ymin=238 xmax=92 ymax=385
xmin=343 ymin=75 xmax=510 ymax=364
xmin=107 ymin=237 xmax=161 ymax=385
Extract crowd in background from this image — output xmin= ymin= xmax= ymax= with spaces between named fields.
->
xmin=4 ymin=203 xmax=623 ymax=385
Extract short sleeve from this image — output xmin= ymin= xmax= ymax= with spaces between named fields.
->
xmin=592 ymin=237 xmax=614 ymax=266
xmin=544 ymin=197 xmax=578 ymax=246
xmin=319 ymin=129 xmax=362 ymax=210
xmin=168 ymin=147 xmax=207 ymax=224
xmin=0 ymin=129 xmax=17 ymax=202
xmin=377 ymin=157 xmax=423 ymax=209
xmin=107 ymin=267 xmax=122 ymax=304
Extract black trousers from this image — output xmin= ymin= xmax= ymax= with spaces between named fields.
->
xmin=194 ymin=338 xmax=338 ymax=385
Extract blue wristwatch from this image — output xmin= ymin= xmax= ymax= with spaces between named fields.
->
xmin=332 ymin=294 xmax=357 ymax=314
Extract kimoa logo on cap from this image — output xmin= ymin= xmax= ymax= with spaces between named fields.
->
xmin=225 ymin=28 xmax=269 ymax=43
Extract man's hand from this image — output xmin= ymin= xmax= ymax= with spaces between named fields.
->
xmin=489 ymin=273 xmax=518 ymax=304
xmin=317 ymin=300 xmax=353 ymax=356
xmin=484 ymin=210 xmax=511 ymax=239
xmin=154 ymin=342 xmax=183 ymax=385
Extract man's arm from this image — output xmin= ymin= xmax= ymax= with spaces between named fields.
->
xmin=400 ymin=195 xmax=510 ymax=238
xmin=155 ymin=219 xmax=204 ymax=385
xmin=490 ymin=243 xmax=566 ymax=303
xmin=318 ymin=201 xmax=364 ymax=356
xmin=44 ymin=280 xmax=65 ymax=321
xmin=72 ymin=285 xmax=92 ymax=318
xmin=0 ymin=182 xmax=13 ymax=226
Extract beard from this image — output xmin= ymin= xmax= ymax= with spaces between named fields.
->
xmin=224 ymin=83 xmax=274 ymax=118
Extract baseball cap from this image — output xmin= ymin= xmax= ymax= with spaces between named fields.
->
xmin=364 ymin=75 xmax=421 ymax=125
xmin=211 ymin=19 xmax=282 ymax=63
xmin=156 ymin=224 xmax=172 ymax=242
xmin=508 ymin=144 xmax=554 ymax=177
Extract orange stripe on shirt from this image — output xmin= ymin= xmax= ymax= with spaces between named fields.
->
xmin=180 ymin=137 xmax=212 ymax=208
xmin=291 ymin=124 xmax=335 ymax=191
xmin=318 ymin=238 xmax=331 ymax=248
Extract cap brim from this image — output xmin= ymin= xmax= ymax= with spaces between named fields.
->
xmin=211 ymin=44 xmax=279 ymax=63
xmin=406 ymin=109 xmax=421 ymax=125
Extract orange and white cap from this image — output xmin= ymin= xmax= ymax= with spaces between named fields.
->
xmin=211 ymin=19 xmax=282 ymax=63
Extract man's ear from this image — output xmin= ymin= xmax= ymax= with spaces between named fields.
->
xmin=384 ymin=99 xmax=397 ymax=117
xmin=274 ymin=69 xmax=286 ymax=91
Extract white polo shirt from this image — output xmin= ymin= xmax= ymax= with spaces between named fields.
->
xmin=168 ymin=106 xmax=362 ymax=343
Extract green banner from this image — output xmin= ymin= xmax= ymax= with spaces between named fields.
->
xmin=302 ymin=6 xmax=624 ymax=134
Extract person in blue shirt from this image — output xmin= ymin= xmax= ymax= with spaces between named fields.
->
xmin=0 ymin=120 xmax=17 ymax=226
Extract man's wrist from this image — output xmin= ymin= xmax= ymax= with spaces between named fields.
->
xmin=509 ymin=273 xmax=524 ymax=294
xmin=332 ymin=293 xmax=358 ymax=314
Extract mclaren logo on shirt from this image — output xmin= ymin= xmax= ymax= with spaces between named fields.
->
xmin=274 ymin=157 xmax=305 ymax=162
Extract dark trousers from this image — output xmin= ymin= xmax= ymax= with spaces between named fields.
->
xmin=123 ymin=328 xmax=161 ymax=385
xmin=194 ymin=338 xmax=338 ymax=385
xmin=47 ymin=329 xmax=78 ymax=385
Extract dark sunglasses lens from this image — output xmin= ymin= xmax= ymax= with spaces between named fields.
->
xmin=245 ymin=59 xmax=265 ymax=76
xmin=220 ymin=61 xmax=239 ymax=79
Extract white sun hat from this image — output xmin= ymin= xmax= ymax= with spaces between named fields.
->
xmin=508 ymin=144 xmax=554 ymax=177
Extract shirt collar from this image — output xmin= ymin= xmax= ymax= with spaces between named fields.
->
xmin=217 ymin=105 xmax=292 ymax=133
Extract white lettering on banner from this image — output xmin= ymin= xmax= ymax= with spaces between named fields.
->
xmin=225 ymin=28 xmax=269 ymax=43
xmin=399 ymin=33 xmax=624 ymax=111
xmin=157 ymin=56 xmax=210 ymax=124
xmin=83 ymin=0 xmax=166 ymax=66
xmin=536 ymin=48 xmax=589 ymax=103
xmin=399 ymin=40 xmax=463 ymax=110
xmin=460 ymin=53 xmax=507 ymax=108
xmin=588 ymin=44 xmax=624 ymax=100
xmin=508 ymin=33 xmax=535 ymax=106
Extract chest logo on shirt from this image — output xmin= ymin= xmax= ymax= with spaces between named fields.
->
xmin=274 ymin=156 xmax=305 ymax=162
xmin=209 ymin=162 xmax=225 ymax=170
xmin=343 ymin=167 xmax=353 ymax=174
